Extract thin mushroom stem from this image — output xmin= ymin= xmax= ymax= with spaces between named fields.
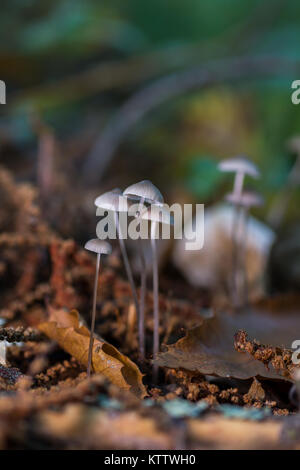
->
xmin=231 ymin=204 xmax=241 ymax=308
xmin=151 ymin=221 xmax=159 ymax=383
xmin=114 ymin=212 xmax=139 ymax=316
xmin=231 ymin=171 xmax=245 ymax=310
xmin=134 ymin=196 xmax=146 ymax=360
xmin=234 ymin=206 xmax=247 ymax=309
xmin=87 ymin=252 xmax=101 ymax=377
xmin=138 ymin=241 xmax=147 ymax=360
xmin=233 ymin=171 xmax=244 ymax=196
xmin=241 ymin=208 xmax=249 ymax=307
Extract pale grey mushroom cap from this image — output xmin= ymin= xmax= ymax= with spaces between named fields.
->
xmin=123 ymin=180 xmax=164 ymax=206
xmin=226 ymin=190 xmax=264 ymax=208
xmin=94 ymin=188 xmax=128 ymax=212
xmin=218 ymin=157 xmax=260 ymax=178
xmin=141 ymin=204 xmax=174 ymax=225
xmin=84 ymin=239 xmax=112 ymax=255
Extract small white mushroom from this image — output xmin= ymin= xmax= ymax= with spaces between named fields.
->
xmin=123 ymin=180 xmax=164 ymax=208
xmin=226 ymin=190 xmax=264 ymax=308
xmin=94 ymin=188 xmax=129 ymax=213
xmin=84 ymin=238 xmax=112 ymax=377
xmin=218 ymin=157 xmax=261 ymax=309
xmin=141 ymin=204 xmax=173 ymax=382
xmin=95 ymin=189 xmax=139 ymax=323
xmin=218 ymin=156 xmax=260 ymax=197
xmin=123 ymin=180 xmax=164 ymax=372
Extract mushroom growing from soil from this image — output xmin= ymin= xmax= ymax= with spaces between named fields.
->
xmin=141 ymin=204 xmax=173 ymax=380
xmin=84 ymin=238 xmax=112 ymax=377
xmin=123 ymin=180 xmax=164 ymax=370
xmin=218 ymin=156 xmax=260 ymax=196
xmin=94 ymin=189 xmax=140 ymax=322
xmin=225 ymin=190 xmax=264 ymax=307
xmin=218 ymin=157 xmax=260 ymax=308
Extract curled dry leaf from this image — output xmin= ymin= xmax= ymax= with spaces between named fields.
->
xmin=155 ymin=299 xmax=300 ymax=382
xmin=38 ymin=307 xmax=147 ymax=398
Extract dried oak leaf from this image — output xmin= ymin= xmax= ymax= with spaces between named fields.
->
xmin=155 ymin=302 xmax=300 ymax=382
xmin=38 ymin=307 xmax=147 ymax=398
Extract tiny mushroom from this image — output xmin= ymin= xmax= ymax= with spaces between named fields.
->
xmin=225 ymin=190 xmax=264 ymax=308
xmin=84 ymin=238 xmax=112 ymax=377
xmin=218 ymin=157 xmax=260 ymax=309
xmin=123 ymin=180 xmax=164 ymax=369
xmin=218 ymin=156 xmax=260 ymax=198
xmin=141 ymin=204 xmax=174 ymax=380
xmin=123 ymin=180 xmax=164 ymax=209
xmin=94 ymin=188 xmax=139 ymax=322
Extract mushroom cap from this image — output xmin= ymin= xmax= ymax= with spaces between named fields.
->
xmin=84 ymin=239 xmax=112 ymax=255
xmin=141 ymin=204 xmax=174 ymax=225
xmin=123 ymin=180 xmax=164 ymax=206
xmin=226 ymin=190 xmax=264 ymax=208
xmin=94 ymin=188 xmax=128 ymax=212
xmin=218 ymin=156 xmax=260 ymax=178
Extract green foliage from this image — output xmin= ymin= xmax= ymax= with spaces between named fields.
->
xmin=185 ymin=157 xmax=222 ymax=199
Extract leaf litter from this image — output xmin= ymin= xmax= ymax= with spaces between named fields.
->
xmin=155 ymin=301 xmax=300 ymax=382
xmin=0 ymin=167 xmax=300 ymax=449
xmin=38 ymin=306 xmax=147 ymax=398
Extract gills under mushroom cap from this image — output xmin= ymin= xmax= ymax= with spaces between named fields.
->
xmin=84 ymin=239 xmax=112 ymax=255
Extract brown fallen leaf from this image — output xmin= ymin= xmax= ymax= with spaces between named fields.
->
xmin=234 ymin=330 xmax=298 ymax=381
xmin=155 ymin=301 xmax=300 ymax=382
xmin=38 ymin=307 xmax=147 ymax=398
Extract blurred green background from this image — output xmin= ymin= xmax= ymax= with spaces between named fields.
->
xmin=1 ymin=0 xmax=300 ymax=227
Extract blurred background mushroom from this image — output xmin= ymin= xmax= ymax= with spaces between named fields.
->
xmin=218 ymin=157 xmax=260 ymax=308
xmin=226 ymin=190 xmax=264 ymax=307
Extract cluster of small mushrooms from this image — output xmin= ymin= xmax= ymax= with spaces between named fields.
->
xmin=84 ymin=158 xmax=262 ymax=379
xmin=85 ymin=180 xmax=172 ymax=380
